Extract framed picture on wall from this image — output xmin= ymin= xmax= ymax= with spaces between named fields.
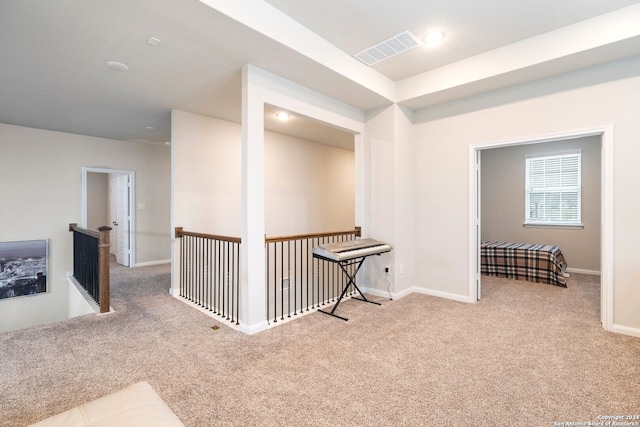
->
xmin=0 ymin=239 xmax=48 ymax=300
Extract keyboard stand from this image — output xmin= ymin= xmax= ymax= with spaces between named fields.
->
xmin=313 ymin=254 xmax=381 ymax=321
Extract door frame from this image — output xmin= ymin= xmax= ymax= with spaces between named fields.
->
xmin=81 ymin=167 xmax=136 ymax=268
xmin=468 ymin=125 xmax=613 ymax=331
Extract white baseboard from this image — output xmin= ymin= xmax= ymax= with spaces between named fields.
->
xmin=362 ymin=285 xmax=472 ymax=303
xmin=359 ymin=286 xmax=393 ymax=300
xmin=611 ymin=323 xmax=640 ymax=338
xmin=565 ymin=267 xmax=600 ymax=276
xmin=135 ymin=259 xmax=171 ymax=267
xmin=360 ymin=286 xmax=413 ymax=301
xmin=239 ymin=321 xmax=270 ymax=335
xmin=412 ymin=287 xmax=475 ymax=303
xmin=391 ymin=287 xmax=414 ymax=300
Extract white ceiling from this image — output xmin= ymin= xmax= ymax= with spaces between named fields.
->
xmin=265 ymin=0 xmax=640 ymax=80
xmin=1 ymin=0 xmax=639 ymax=147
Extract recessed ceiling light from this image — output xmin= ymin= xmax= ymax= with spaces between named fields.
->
xmin=106 ymin=61 xmax=129 ymax=71
xmin=423 ymin=31 xmax=445 ymax=48
xmin=275 ymin=112 xmax=290 ymax=121
xmin=147 ymin=37 xmax=161 ymax=46
xmin=145 ymin=126 xmax=157 ymax=131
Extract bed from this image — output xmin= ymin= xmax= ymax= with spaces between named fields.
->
xmin=481 ymin=241 xmax=568 ymax=287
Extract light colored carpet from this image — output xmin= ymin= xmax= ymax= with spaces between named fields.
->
xmin=1 ymin=264 xmax=638 ymax=426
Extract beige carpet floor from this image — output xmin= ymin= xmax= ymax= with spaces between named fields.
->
xmin=1 ymin=263 xmax=639 ymax=426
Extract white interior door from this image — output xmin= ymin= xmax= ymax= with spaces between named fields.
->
xmin=115 ymin=174 xmax=130 ymax=266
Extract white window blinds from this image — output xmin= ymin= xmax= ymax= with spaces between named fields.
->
xmin=525 ymin=152 xmax=581 ymax=225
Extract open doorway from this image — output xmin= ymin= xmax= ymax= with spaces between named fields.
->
xmin=82 ymin=167 xmax=135 ymax=267
xmin=469 ymin=127 xmax=614 ymax=331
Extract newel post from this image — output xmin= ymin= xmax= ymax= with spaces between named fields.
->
xmin=97 ymin=226 xmax=112 ymax=313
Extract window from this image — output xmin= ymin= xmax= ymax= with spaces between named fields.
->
xmin=525 ymin=152 xmax=581 ymax=226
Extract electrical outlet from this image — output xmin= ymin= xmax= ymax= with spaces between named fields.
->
xmin=281 ymin=277 xmax=290 ymax=290
xmin=384 ymin=265 xmax=390 ymax=275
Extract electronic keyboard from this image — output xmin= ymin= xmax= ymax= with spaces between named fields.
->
xmin=312 ymin=238 xmax=392 ymax=262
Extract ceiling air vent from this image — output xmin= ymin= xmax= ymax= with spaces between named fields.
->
xmin=354 ymin=31 xmax=421 ymax=66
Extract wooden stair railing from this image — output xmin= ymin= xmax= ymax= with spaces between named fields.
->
xmin=174 ymin=227 xmax=241 ymax=325
xmin=69 ymin=223 xmax=112 ymax=313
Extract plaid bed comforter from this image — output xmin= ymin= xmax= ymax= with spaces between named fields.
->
xmin=481 ymin=241 xmax=568 ymax=287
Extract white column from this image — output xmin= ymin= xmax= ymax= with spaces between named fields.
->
xmin=240 ymin=64 xmax=268 ymax=334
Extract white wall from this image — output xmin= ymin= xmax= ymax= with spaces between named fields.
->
xmin=171 ymin=110 xmax=354 ymax=238
xmin=481 ymin=136 xmax=601 ymax=272
xmin=0 ymin=123 xmax=171 ymax=332
xmin=410 ymin=56 xmax=640 ymax=332
xmin=172 ymin=111 xmax=242 ymax=237
xmin=265 ymin=131 xmax=354 ymax=235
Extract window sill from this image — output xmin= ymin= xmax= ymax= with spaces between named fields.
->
xmin=523 ymin=223 xmax=584 ymax=230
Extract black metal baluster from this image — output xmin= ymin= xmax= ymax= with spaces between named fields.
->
xmin=272 ymin=242 xmax=277 ymax=323
xmin=202 ymin=237 xmax=206 ymax=306
xmin=305 ymin=238 xmax=309 ymax=312
xmin=219 ymin=238 xmax=223 ymax=316
xmin=323 ymin=237 xmax=328 ymax=305
xmin=279 ymin=241 xmax=284 ymax=321
xmin=224 ymin=241 xmax=228 ymax=320
xmin=235 ymin=242 xmax=240 ymax=325
xmin=211 ymin=238 xmax=215 ymax=311
xmin=287 ymin=240 xmax=291 ymax=318
xmin=332 ymin=235 xmax=337 ymax=301
xmin=180 ymin=234 xmax=184 ymax=297
xmin=179 ymin=235 xmax=183 ymax=297
xmin=191 ymin=236 xmax=196 ymax=302
xmin=313 ymin=238 xmax=317 ymax=308
xmin=190 ymin=236 xmax=195 ymax=302
xmin=185 ymin=236 xmax=190 ymax=301
xmin=183 ymin=235 xmax=188 ymax=298
xmin=317 ymin=238 xmax=322 ymax=307
xmin=229 ymin=241 xmax=234 ymax=322
xmin=202 ymin=237 xmax=206 ymax=307
xmin=294 ymin=239 xmax=298 ymax=315
xmin=206 ymin=238 xmax=211 ymax=311
xmin=266 ymin=242 xmax=270 ymax=324
xmin=194 ymin=237 xmax=198 ymax=305
xmin=217 ymin=239 xmax=221 ymax=316
xmin=197 ymin=237 xmax=202 ymax=306
xmin=220 ymin=239 xmax=223 ymax=318
xmin=318 ymin=237 xmax=322 ymax=307
xmin=232 ymin=241 xmax=236 ymax=322
xmin=185 ymin=235 xmax=190 ymax=301
xmin=213 ymin=239 xmax=217 ymax=312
